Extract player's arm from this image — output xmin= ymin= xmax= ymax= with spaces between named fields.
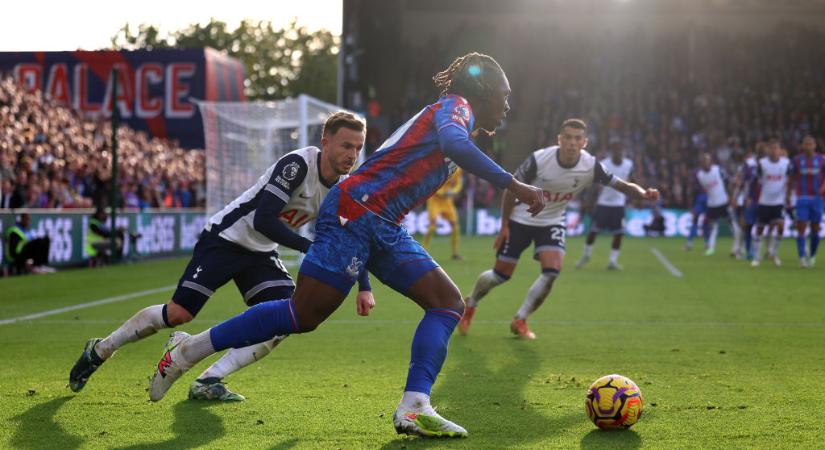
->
xmin=355 ymin=270 xmax=375 ymax=316
xmin=253 ymin=155 xmax=314 ymax=253
xmin=598 ymin=162 xmax=659 ymax=202
xmin=435 ymin=101 xmax=544 ymax=214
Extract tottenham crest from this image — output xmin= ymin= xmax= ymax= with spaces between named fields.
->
xmin=282 ymin=162 xmax=300 ymax=181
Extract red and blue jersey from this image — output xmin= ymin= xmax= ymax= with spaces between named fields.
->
xmin=743 ymin=160 xmax=760 ymax=203
xmin=791 ymin=153 xmax=825 ymax=198
xmin=339 ymin=95 xmax=512 ymax=224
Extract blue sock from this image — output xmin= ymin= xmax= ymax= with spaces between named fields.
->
xmin=209 ymin=299 xmax=299 ymax=351
xmin=811 ymin=233 xmax=821 ymax=257
xmin=404 ymin=308 xmax=462 ymax=395
xmin=701 ymin=221 xmax=711 ymax=244
xmin=744 ymin=226 xmax=753 ymax=258
xmin=797 ymin=236 xmax=807 ymax=258
xmin=688 ymin=218 xmax=699 ymax=241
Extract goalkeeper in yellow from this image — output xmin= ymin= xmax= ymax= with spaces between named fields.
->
xmin=422 ymin=168 xmax=464 ymax=260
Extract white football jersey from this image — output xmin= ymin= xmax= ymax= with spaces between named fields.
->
xmin=511 ymin=146 xmax=614 ymax=227
xmin=597 ymin=158 xmax=633 ymax=207
xmin=695 ymin=165 xmax=729 ymax=207
xmin=205 ymin=147 xmax=337 ymax=252
xmin=756 ymin=156 xmax=790 ymax=206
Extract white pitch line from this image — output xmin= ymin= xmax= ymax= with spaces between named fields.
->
xmin=650 ymin=247 xmax=683 ymax=278
xmin=0 ymin=285 xmax=176 ymax=326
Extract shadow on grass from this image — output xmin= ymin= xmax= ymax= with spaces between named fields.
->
xmin=580 ymin=428 xmax=642 ymax=449
xmin=379 ymin=336 xmax=581 ymax=449
xmin=113 ymin=400 xmax=225 ymax=450
xmin=10 ymin=396 xmax=83 ymax=450
xmin=266 ymin=437 xmax=299 ymax=449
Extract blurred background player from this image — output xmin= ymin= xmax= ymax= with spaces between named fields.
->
xmin=577 ymin=139 xmax=634 ymax=270
xmin=461 ymin=119 xmax=659 ymax=339
xmin=788 ymin=135 xmax=825 ymax=268
xmin=751 ymin=138 xmax=791 ymax=267
xmin=733 ymin=145 xmax=761 ymax=260
xmin=693 ymin=153 xmax=740 ymax=256
xmin=145 ymin=53 xmax=546 ymax=438
xmin=422 ymin=167 xmax=464 ymax=260
xmin=69 ymin=112 xmax=373 ymax=401
xmin=684 ymin=192 xmax=708 ymax=251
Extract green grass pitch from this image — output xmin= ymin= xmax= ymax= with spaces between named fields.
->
xmin=1 ymin=235 xmax=823 ymax=449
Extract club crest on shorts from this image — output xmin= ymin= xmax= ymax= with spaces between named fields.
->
xmin=346 ymin=257 xmax=362 ymax=278
xmin=193 ymin=266 xmax=203 ymax=279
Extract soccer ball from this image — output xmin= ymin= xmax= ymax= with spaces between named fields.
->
xmin=584 ymin=374 xmax=644 ymax=429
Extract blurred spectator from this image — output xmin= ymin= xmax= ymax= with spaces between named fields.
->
xmin=0 ymin=76 xmax=205 ymax=210
xmin=1 ymin=178 xmax=24 ymax=209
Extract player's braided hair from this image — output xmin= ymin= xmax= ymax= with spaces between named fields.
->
xmin=433 ymin=52 xmax=504 ymax=98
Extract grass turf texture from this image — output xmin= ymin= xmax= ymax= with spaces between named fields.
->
xmin=1 ymin=236 xmax=823 ymax=449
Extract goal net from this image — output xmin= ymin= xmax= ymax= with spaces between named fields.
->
xmin=198 ymin=94 xmax=355 ymax=266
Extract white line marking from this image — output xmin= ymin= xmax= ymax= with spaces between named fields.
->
xmin=0 ymin=285 xmax=177 ymax=326
xmin=650 ymin=247 xmax=683 ymax=278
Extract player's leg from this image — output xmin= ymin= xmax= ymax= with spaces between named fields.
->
xmin=809 ymin=198 xmax=823 ymax=266
xmin=794 ymin=198 xmax=810 ymax=264
xmin=69 ymin=235 xmax=233 ymax=392
xmin=729 ymin=207 xmax=743 ymax=258
xmin=445 ymin=202 xmax=461 ymax=259
xmin=462 ymin=220 xmax=530 ymax=335
xmin=608 ymin=233 xmax=623 ymax=269
xmin=578 ymin=208 xmax=600 ymax=268
xmin=770 ymin=209 xmax=785 ymax=266
xmin=512 ymin=224 xmax=566 ymax=339
xmin=752 ymin=206 xmax=772 ymax=266
xmin=744 ymin=204 xmax=757 ymax=260
xmin=366 ymin=230 xmax=467 ymax=437
xmin=422 ymin=201 xmax=439 ymax=249
xmin=606 ymin=207 xmax=625 ymax=269
xmin=190 ymin=259 xmax=296 ymax=401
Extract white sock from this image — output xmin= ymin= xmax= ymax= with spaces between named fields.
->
xmin=766 ymin=234 xmax=775 ymax=257
xmin=516 ymin=272 xmax=557 ymax=320
xmin=583 ymin=244 xmax=593 ymax=258
xmin=399 ymin=391 xmax=435 ymax=414
xmin=199 ymin=336 xmax=285 ymax=380
xmin=467 ymin=270 xmax=507 ymax=307
xmin=179 ymin=329 xmax=216 ymax=368
xmin=609 ymin=249 xmax=620 ymax=264
xmin=708 ymin=223 xmax=719 ymax=250
xmin=771 ymin=234 xmax=782 ymax=255
xmin=96 ymin=304 xmax=169 ymax=359
xmin=731 ymin=219 xmax=742 ymax=253
xmin=753 ymin=235 xmax=764 ymax=261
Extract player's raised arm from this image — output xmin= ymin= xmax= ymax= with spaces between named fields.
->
xmin=254 ymin=154 xmax=314 ymax=253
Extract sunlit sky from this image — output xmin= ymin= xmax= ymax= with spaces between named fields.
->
xmin=0 ymin=0 xmax=342 ymax=51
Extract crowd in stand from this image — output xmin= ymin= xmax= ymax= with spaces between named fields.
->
xmin=0 ymin=76 xmax=205 ymax=210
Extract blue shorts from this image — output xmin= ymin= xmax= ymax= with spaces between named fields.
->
xmin=300 ymin=187 xmax=439 ymax=295
xmin=172 ymin=232 xmax=295 ymax=316
xmin=693 ymin=194 xmax=708 ymax=214
xmin=796 ymin=197 xmax=824 ymax=223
